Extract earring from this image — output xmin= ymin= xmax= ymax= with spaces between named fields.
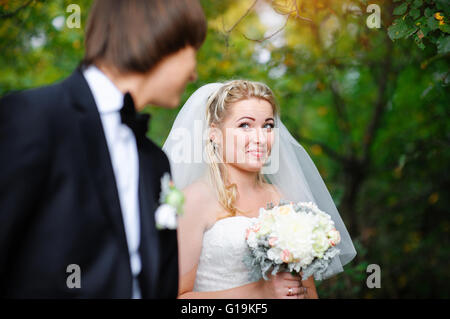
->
xmin=210 ymin=139 xmax=218 ymax=152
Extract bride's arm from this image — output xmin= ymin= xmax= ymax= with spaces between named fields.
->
xmin=176 ymin=186 xmax=271 ymax=298
xmin=176 ymin=186 xmax=263 ymax=298
xmin=179 ymin=266 xmax=306 ymax=299
xmin=178 ymin=266 xmax=264 ymax=299
xmin=178 ymin=267 xmax=305 ymax=299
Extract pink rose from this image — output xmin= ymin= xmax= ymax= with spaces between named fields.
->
xmin=268 ymin=237 xmax=278 ymax=247
xmin=328 ymin=228 xmax=341 ymax=246
xmin=281 ymin=249 xmax=293 ymax=263
xmin=251 ymin=222 xmax=261 ymax=233
xmin=245 ymin=228 xmax=251 ymax=240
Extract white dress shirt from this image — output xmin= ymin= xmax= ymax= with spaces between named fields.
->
xmin=83 ymin=66 xmax=142 ymax=298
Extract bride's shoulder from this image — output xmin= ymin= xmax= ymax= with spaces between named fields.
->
xmin=182 ymin=179 xmax=213 ymax=201
xmin=182 ymin=180 xmax=218 ymax=220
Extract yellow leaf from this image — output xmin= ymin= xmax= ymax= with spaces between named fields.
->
xmin=284 ymin=53 xmax=295 ymax=67
xmin=72 ymin=39 xmax=81 ymax=49
xmin=398 ymin=275 xmax=407 ymax=287
xmin=311 ymin=144 xmax=322 ymax=155
xmin=434 ymin=12 xmax=444 ymax=21
xmin=428 ymin=192 xmax=439 ymax=204
xmin=317 ymin=106 xmax=328 ymax=116
xmin=219 ymin=60 xmax=231 ymax=69
xmin=393 ymin=166 xmax=402 ymax=179
xmin=271 ymin=0 xmax=296 ymax=15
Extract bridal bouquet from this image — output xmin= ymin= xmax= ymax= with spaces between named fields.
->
xmin=244 ymin=200 xmax=341 ymax=281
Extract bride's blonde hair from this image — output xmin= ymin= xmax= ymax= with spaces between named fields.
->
xmin=205 ymin=80 xmax=279 ymax=218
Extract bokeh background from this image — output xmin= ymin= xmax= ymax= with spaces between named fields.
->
xmin=0 ymin=0 xmax=449 ymax=298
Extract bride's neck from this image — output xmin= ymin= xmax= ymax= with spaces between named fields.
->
xmin=223 ymin=164 xmax=261 ymax=196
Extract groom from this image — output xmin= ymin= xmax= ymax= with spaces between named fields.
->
xmin=0 ymin=0 xmax=206 ymax=298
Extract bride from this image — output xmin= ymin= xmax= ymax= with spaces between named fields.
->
xmin=162 ymin=80 xmax=356 ymax=298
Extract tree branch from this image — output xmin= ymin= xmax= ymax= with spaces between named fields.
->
xmin=222 ymin=0 xmax=259 ymax=34
xmin=291 ymin=0 xmax=313 ymax=22
xmin=225 ymin=0 xmax=313 ymax=43
xmin=243 ymin=13 xmax=291 ymax=42
xmin=362 ymin=39 xmax=394 ymax=165
xmin=328 ymin=75 xmax=357 ymax=157
xmin=420 ymin=52 xmax=450 ymax=69
xmin=0 ymin=0 xmax=35 ymax=19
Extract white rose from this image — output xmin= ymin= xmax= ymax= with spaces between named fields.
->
xmin=257 ymin=211 xmax=275 ymax=236
xmin=316 ymin=214 xmax=333 ymax=231
xmin=312 ymin=232 xmax=329 ymax=257
xmin=155 ymin=204 xmax=177 ymax=229
xmin=274 ymin=212 xmax=316 ymax=266
xmin=259 ymin=222 xmax=272 ymax=237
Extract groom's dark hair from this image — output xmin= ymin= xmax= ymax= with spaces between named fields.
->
xmin=82 ymin=0 xmax=206 ymax=73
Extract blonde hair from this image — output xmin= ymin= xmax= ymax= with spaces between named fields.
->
xmin=205 ymin=80 xmax=279 ymax=218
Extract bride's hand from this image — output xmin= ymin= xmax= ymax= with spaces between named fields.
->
xmin=259 ymin=272 xmax=305 ymax=299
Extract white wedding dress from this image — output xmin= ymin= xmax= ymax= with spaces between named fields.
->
xmin=193 ymin=216 xmax=261 ymax=291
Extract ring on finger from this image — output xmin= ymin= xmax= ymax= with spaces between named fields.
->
xmin=287 ymin=287 xmax=293 ymax=296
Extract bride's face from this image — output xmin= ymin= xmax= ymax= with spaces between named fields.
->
xmin=212 ymin=98 xmax=275 ymax=172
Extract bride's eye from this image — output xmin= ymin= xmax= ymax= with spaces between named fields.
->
xmin=264 ymin=123 xmax=274 ymax=130
xmin=239 ymin=122 xmax=250 ymax=129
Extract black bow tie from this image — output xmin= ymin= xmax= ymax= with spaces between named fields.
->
xmin=120 ymin=92 xmax=151 ymax=145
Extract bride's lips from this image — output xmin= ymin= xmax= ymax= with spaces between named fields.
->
xmin=247 ymin=149 xmax=265 ymax=159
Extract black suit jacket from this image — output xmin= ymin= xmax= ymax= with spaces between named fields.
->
xmin=0 ymin=68 xmax=178 ymax=298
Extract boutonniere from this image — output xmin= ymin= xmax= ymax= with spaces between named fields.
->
xmin=155 ymin=173 xmax=185 ymax=230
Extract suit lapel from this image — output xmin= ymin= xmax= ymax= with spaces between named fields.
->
xmin=64 ymin=68 xmax=130 ymax=256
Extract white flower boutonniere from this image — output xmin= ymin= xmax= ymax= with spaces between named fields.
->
xmin=155 ymin=173 xmax=184 ymax=230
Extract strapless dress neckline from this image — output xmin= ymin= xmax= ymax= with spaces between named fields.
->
xmin=193 ymin=216 xmax=260 ymax=292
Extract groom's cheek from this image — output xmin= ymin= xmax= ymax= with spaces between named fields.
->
xmin=160 ymin=95 xmax=181 ymax=109
xmin=170 ymin=96 xmax=181 ymax=109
